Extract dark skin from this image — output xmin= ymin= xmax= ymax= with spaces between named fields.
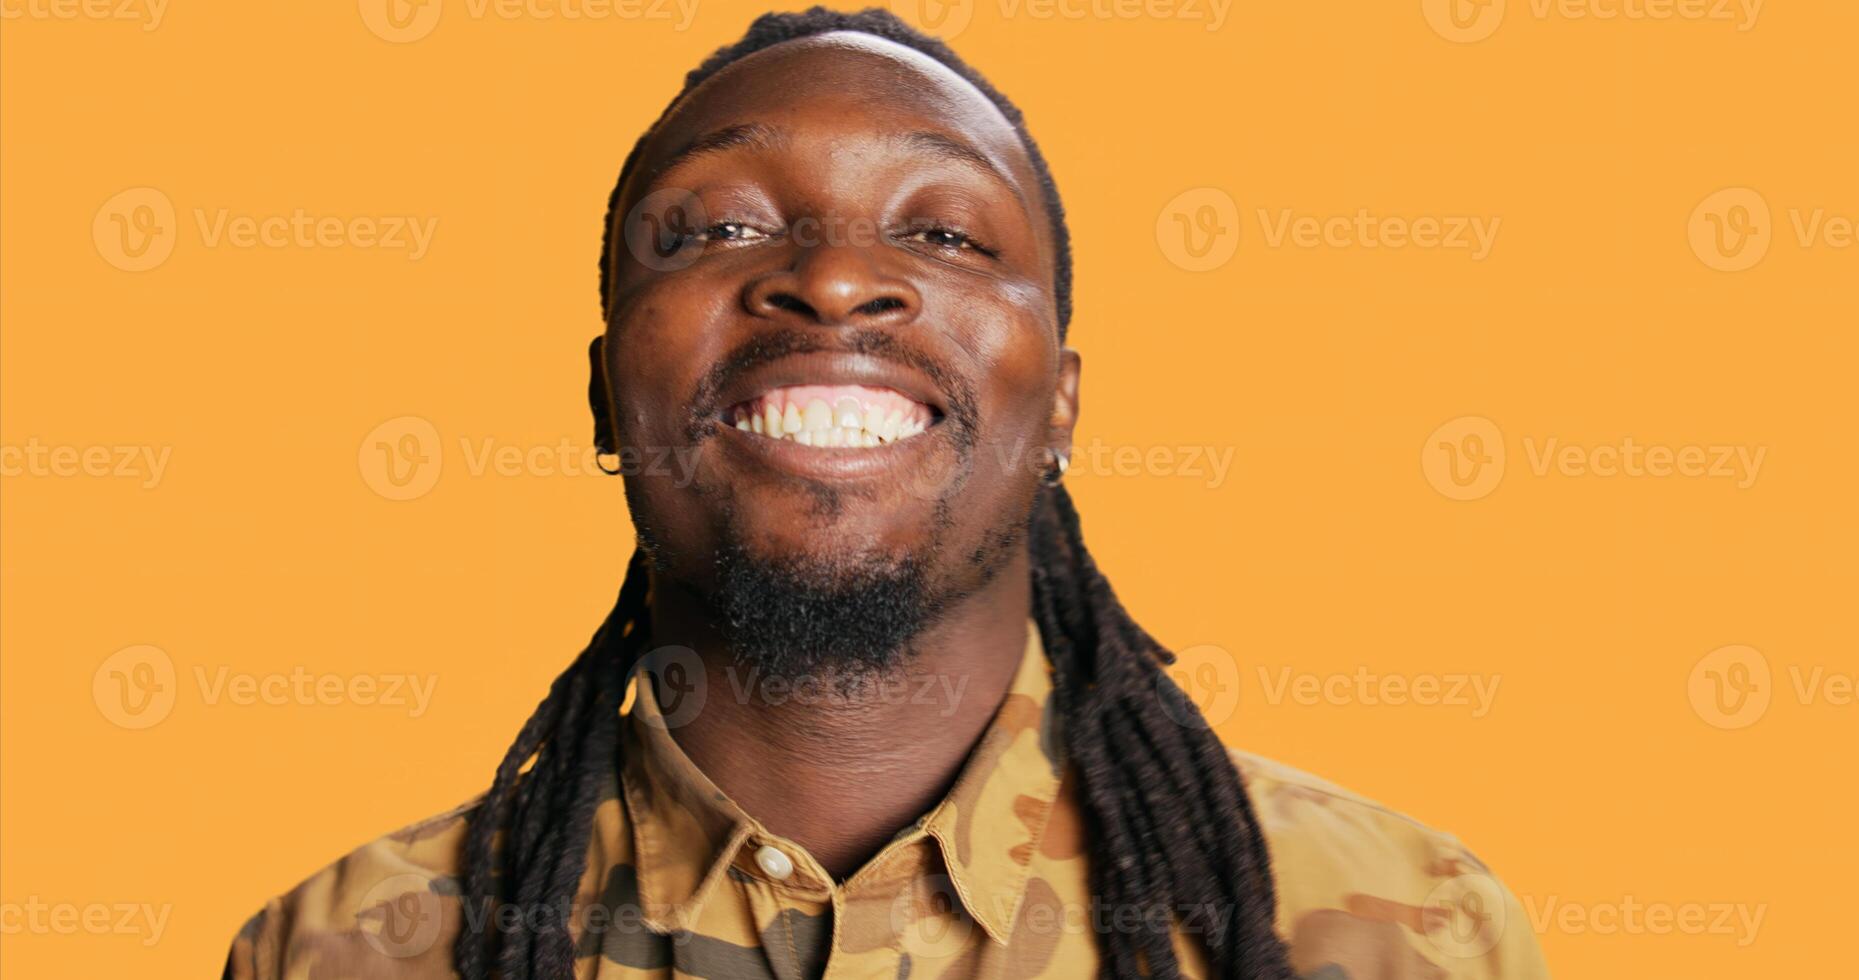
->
xmin=596 ymin=34 xmax=1082 ymax=879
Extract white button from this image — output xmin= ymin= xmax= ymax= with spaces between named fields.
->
xmin=754 ymin=845 xmax=794 ymax=881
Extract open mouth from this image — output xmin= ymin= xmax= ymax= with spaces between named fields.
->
xmin=723 ymin=384 xmax=940 ymax=448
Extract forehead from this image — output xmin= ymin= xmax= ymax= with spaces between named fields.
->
xmin=630 ymin=33 xmax=1043 ymax=207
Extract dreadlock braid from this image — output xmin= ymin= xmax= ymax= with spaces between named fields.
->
xmin=455 ymin=551 xmax=652 ymax=979
xmin=1030 ymin=485 xmax=1291 ymax=977
xmin=458 ymin=7 xmax=1294 ymax=978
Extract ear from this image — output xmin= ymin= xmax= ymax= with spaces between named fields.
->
xmin=1049 ymin=347 xmax=1081 ymax=456
xmin=588 ymin=336 xmax=615 ymax=454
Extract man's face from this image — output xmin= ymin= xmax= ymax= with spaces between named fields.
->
xmin=600 ymin=33 xmax=1079 ymax=670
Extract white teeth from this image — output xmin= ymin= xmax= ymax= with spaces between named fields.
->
xmin=803 ymin=398 xmax=833 ymax=432
xmin=731 ymin=395 xmax=933 ymax=449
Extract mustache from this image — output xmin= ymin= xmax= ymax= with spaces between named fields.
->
xmin=685 ymin=329 xmax=980 ymax=448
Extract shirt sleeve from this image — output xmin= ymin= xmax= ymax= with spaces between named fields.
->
xmin=221 ymin=905 xmax=276 ymax=980
xmin=217 ymin=800 xmax=476 ymax=980
xmin=1232 ymin=749 xmax=1553 ymax=978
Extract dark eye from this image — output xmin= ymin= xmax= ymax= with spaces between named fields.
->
xmin=900 ymin=225 xmax=998 ymax=257
xmin=697 ymin=222 xmax=767 ymax=243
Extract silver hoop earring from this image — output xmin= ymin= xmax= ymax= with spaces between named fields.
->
xmin=1041 ymin=450 xmax=1070 ymax=487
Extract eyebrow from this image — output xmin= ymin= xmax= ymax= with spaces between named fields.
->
xmin=895 ymin=130 xmax=1031 ymax=213
xmin=654 ymin=122 xmax=787 ymax=179
xmin=650 ymin=122 xmax=1029 ymax=213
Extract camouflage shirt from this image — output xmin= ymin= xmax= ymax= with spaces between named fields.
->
xmin=224 ymin=628 xmax=1550 ymax=979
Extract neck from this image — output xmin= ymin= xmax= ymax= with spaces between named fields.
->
xmin=646 ymin=551 xmax=1032 ymax=879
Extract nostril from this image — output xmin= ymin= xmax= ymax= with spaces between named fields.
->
xmin=765 ymin=292 xmax=815 ymax=317
xmin=852 ymin=296 xmax=908 ymax=317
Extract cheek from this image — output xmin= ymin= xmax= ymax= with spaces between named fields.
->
xmin=948 ymin=279 xmax=1059 ymax=471
xmin=605 ymin=280 xmax=740 ymax=446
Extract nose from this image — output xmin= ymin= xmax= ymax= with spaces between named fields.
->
xmin=742 ymin=239 xmax=921 ymax=327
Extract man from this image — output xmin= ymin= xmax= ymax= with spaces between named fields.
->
xmin=226 ymin=8 xmax=1548 ymax=979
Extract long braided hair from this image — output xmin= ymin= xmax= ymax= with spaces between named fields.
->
xmin=456 ymin=8 xmax=1293 ymax=979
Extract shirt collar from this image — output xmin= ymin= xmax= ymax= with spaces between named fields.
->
xmin=619 ymin=624 xmax=1066 ymax=944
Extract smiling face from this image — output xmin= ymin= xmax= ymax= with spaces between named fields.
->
xmin=599 ymin=33 xmax=1079 ymax=671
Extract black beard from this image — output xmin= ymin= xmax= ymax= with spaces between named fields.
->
xmin=706 ymin=538 xmax=942 ymax=682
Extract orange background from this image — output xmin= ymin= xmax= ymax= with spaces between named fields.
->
xmin=2 ymin=1 xmax=1854 ymax=976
